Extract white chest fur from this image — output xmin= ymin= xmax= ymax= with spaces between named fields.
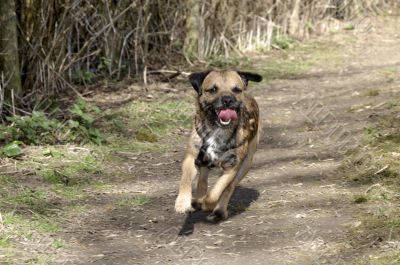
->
xmin=205 ymin=136 xmax=219 ymax=161
xmin=204 ymin=128 xmax=231 ymax=163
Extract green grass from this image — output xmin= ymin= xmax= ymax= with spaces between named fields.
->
xmin=207 ymin=54 xmax=253 ymax=68
xmin=350 ymin=251 xmax=400 ymax=265
xmin=254 ymin=40 xmax=343 ymax=82
xmin=354 ymin=195 xmax=368 ymax=204
xmin=117 ymin=195 xmax=150 ymax=207
xmin=38 ymin=154 xmax=100 ymax=185
xmin=0 ymin=211 xmax=61 ymax=262
xmin=202 ymin=38 xmax=342 ymax=83
xmin=342 ymin=99 xmax=400 ymax=262
xmin=381 ymin=66 xmax=399 ymax=83
xmin=343 ymin=23 xmax=355 ymax=31
xmin=99 ymin=99 xmax=193 ymax=152
xmin=0 ymin=234 xmax=11 ymax=248
xmin=51 ymin=239 xmax=65 ymax=249
xmin=26 ymin=255 xmax=54 ymax=265
xmin=366 ymin=89 xmax=380 ymax=97
xmin=0 ymin=145 xmax=108 ymax=262
xmin=9 ymin=190 xmax=53 ymax=215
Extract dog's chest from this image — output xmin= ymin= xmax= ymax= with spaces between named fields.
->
xmin=205 ymin=136 xmax=223 ymax=161
xmin=195 ymin=129 xmax=237 ymax=168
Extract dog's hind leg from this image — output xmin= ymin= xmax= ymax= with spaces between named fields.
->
xmin=175 ymin=155 xmax=197 ymax=213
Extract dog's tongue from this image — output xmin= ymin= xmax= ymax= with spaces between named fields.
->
xmin=218 ymin=109 xmax=237 ymax=122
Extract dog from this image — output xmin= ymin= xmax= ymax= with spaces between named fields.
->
xmin=174 ymin=69 xmax=262 ymax=221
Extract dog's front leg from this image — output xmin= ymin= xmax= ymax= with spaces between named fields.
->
xmin=192 ymin=166 xmax=209 ymax=210
xmin=213 ymin=148 xmax=255 ymax=219
xmin=175 ymin=155 xmax=197 ymax=213
xmin=196 ymin=167 xmax=209 ymax=199
xmin=199 ymin=167 xmax=238 ymax=212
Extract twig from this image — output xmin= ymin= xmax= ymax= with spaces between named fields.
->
xmin=3 ymin=102 xmax=32 ymax=115
xmin=0 ymin=73 xmax=4 ymax=118
xmin=147 ymin=69 xmax=191 ymax=76
xmin=374 ymin=164 xmax=389 ymax=175
xmin=143 ymin=65 xmax=147 ymax=85
xmin=11 ymin=89 xmax=15 ymax=115
xmin=365 ymin=183 xmax=382 ymax=194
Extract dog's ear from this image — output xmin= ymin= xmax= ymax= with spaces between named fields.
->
xmin=189 ymin=71 xmax=210 ymax=95
xmin=237 ymin=71 xmax=263 ymax=86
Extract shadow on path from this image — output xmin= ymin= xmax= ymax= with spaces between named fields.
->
xmin=178 ymin=186 xmax=260 ymax=236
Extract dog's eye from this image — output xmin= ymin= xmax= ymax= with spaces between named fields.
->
xmin=207 ymin=86 xmax=218 ymax=94
xmin=232 ymin=87 xmax=242 ymax=94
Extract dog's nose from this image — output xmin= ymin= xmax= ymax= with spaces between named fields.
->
xmin=221 ymin=96 xmax=234 ymax=107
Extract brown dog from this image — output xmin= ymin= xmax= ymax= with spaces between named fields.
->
xmin=175 ymin=70 xmax=262 ymax=221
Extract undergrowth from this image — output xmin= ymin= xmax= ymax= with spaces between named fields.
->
xmin=341 ymin=101 xmax=400 ymax=264
xmin=0 ymin=99 xmax=104 ymax=157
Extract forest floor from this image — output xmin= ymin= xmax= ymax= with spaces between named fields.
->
xmin=1 ymin=16 xmax=400 ymax=265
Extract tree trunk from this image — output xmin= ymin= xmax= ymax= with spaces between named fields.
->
xmin=184 ymin=0 xmax=200 ymax=59
xmin=289 ymin=0 xmax=302 ymax=37
xmin=0 ymin=0 xmax=22 ymax=102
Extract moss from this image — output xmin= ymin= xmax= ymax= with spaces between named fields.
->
xmin=135 ymin=128 xmax=158 ymax=142
xmin=354 ymin=195 xmax=368 ymax=204
xmin=366 ymin=89 xmax=380 ymax=97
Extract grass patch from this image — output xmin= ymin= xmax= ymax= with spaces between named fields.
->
xmin=0 ymin=145 xmax=108 ymax=262
xmin=0 ymin=234 xmax=11 ymax=248
xmin=38 ymin=154 xmax=100 ymax=185
xmin=26 ymin=255 xmax=54 ymax=265
xmin=207 ymin=54 xmax=253 ymax=68
xmin=342 ymin=98 xmax=400 ymax=261
xmin=9 ymin=190 xmax=53 ymax=215
xmin=354 ymin=195 xmax=368 ymax=204
xmin=99 ymin=99 xmax=193 ymax=152
xmin=117 ymin=195 xmax=150 ymax=207
xmin=51 ymin=239 xmax=65 ymax=249
xmin=381 ymin=66 xmax=399 ymax=84
xmin=1 ymin=211 xmax=60 ymax=243
xmin=350 ymin=251 xmax=400 ymax=265
xmin=200 ymin=39 xmax=342 ymax=83
xmin=365 ymin=89 xmax=380 ymax=97
xmin=255 ymin=40 xmax=343 ymax=82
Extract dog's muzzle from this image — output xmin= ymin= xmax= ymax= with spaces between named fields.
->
xmin=215 ymin=96 xmax=240 ymax=126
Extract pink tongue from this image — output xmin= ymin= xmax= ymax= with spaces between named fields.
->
xmin=218 ymin=109 xmax=237 ymax=122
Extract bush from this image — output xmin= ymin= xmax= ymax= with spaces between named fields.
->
xmin=0 ymin=99 xmax=104 ymax=151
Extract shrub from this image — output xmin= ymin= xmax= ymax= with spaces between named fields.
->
xmin=0 ymin=99 xmax=104 ymax=153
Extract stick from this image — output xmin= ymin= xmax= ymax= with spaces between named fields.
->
xmin=147 ymin=69 xmax=191 ymax=76
xmin=11 ymin=89 xmax=15 ymax=115
xmin=143 ymin=65 xmax=147 ymax=85
xmin=374 ymin=165 xmax=389 ymax=175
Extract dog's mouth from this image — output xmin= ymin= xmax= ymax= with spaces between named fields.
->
xmin=217 ymin=108 xmax=238 ymax=126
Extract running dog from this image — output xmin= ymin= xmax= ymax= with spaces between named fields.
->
xmin=175 ymin=70 xmax=262 ymax=221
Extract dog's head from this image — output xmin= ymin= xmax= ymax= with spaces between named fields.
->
xmin=189 ymin=70 xmax=262 ymax=127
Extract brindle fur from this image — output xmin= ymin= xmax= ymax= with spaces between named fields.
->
xmin=175 ymin=70 xmax=262 ymax=221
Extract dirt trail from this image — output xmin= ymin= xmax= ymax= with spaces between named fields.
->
xmin=63 ymin=17 xmax=400 ymax=264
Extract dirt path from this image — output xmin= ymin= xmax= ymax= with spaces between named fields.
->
xmin=62 ymin=17 xmax=400 ymax=265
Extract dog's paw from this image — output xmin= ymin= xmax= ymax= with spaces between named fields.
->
xmin=206 ymin=209 xmax=228 ymax=222
xmin=175 ymin=195 xmax=194 ymax=214
xmin=199 ymin=196 xmax=217 ymax=211
xmin=191 ymin=199 xmax=202 ymax=211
